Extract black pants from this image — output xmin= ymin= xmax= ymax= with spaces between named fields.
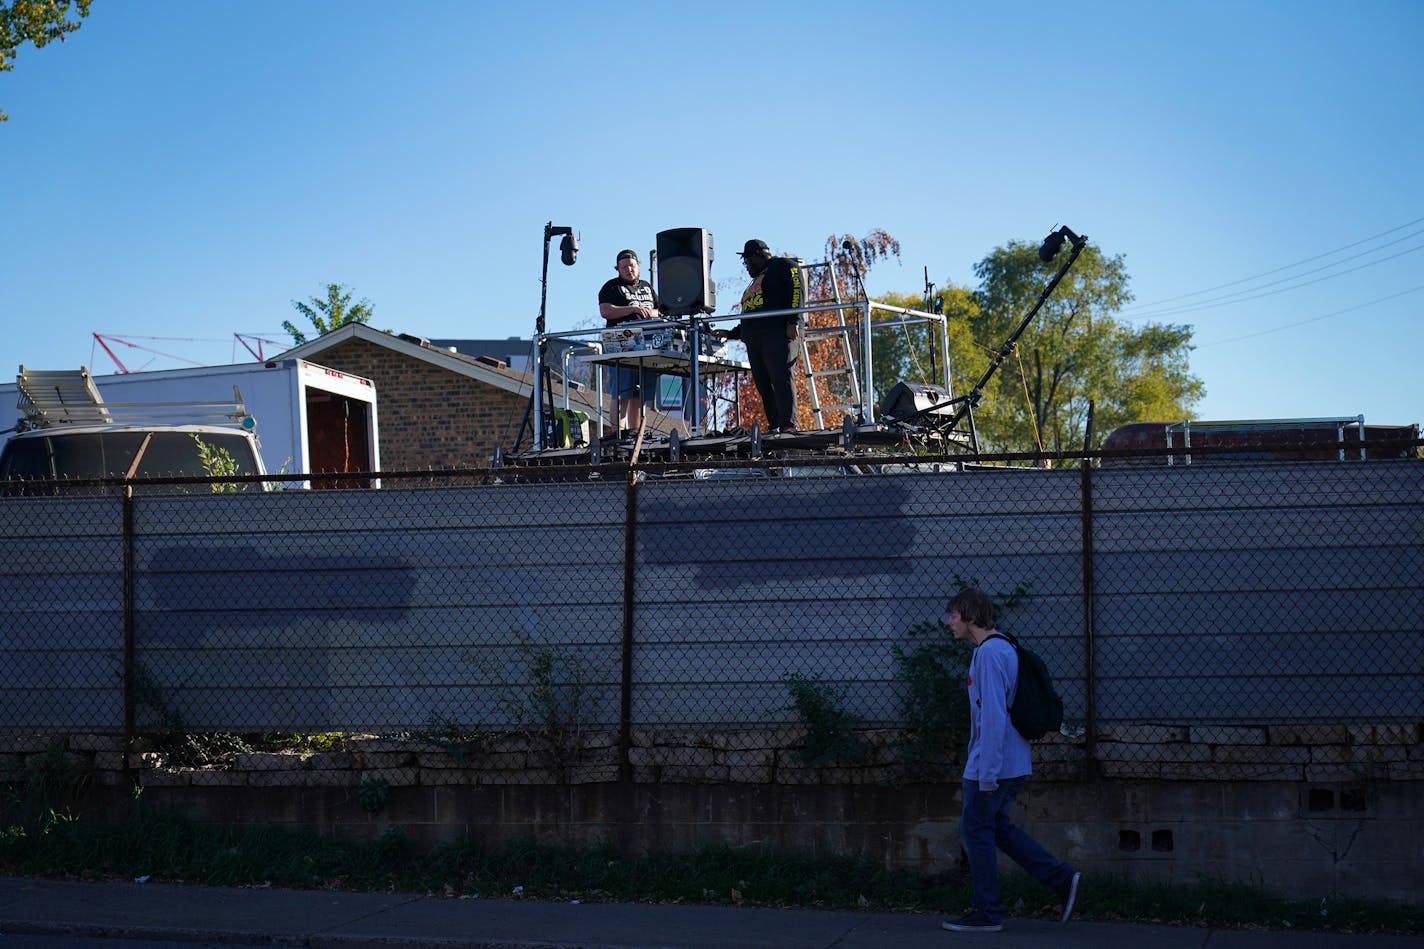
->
xmin=743 ymin=325 xmax=796 ymax=430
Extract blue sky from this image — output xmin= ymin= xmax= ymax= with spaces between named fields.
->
xmin=4 ymin=0 xmax=1422 ymax=427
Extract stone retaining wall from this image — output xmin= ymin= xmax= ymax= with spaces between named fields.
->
xmin=6 ymin=725 xmax=1422 ymax=904
xmin=4 ymin=723 xmax=1421 ymax=788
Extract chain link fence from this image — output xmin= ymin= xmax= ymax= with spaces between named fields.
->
xmin=2 ymin=442 xmax=1420 ymax=785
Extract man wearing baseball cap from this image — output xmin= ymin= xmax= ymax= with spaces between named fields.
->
xmin=716 ymin=238 xmax=803 ymax=433
xmin=598 ymin=248 xmax=662 ymax=434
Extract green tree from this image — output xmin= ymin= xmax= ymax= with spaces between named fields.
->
xmin=1 ymin=0 xmax=92 ymax=122
xmin=282 ymin=283 xmax=375 ymax=346
xmin=965 ymin=239 xmax=1203 ymax=455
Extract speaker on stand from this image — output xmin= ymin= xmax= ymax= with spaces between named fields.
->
xmin=655 ymin=227 xmax=715 ymax=316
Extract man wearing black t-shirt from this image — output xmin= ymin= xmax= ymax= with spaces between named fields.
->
xmin=718 ymin=238 xmax=802 ymax=433
xmin=598 ymin=248 xmax=661 ymax=433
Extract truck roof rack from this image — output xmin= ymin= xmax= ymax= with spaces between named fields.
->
xmin=15 ymin=366 xmax=252 ymax=432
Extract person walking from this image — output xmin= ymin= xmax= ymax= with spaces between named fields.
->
xmin=941 ymin=586 xmax=1082 ymax=933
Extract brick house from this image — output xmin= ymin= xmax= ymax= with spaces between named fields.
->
xmin=277 ymin=324 xmax=686 ymax=471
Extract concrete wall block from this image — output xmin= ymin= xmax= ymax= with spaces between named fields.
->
xmin=1269 ymin=724 xmax=1350 ymax=746
xmin=1099 ymin=760 xmax=1161 ymax=778
xmin=1190 ymin=725 xmax=1267 ymax=745
xmin=420 ymin=768 xmax=478 ymax=786
xmin=711 ymin=730 xmax=770 ymax=751
xmin=1349 ymin=724 xmax=1422 ymax=745
xmin=1311 ymin=745 xmax=1407 ymax=767
xmin=482 ymin=751 xmax=534 ymax=770
xmin=1100 ymin=743 xmax=1210 ymax=764
xmin=725 ymin=763 xmax=774 ymax=784
xmin=479 ymin=770 xmax=554 ymax=785
xmin=1035 ymin=760 xmax=1088 ymax=781
xmin=188 ymin=769 xmax=248 ymax=787
xmin=776 ymin=765 xmax=824 ymax=785
xmin=24 ymin=750 xmax=89 ymax=771
xmin=710 ymin=728 xmax=804 ymax=751
xmin=1373 ymin=724 xmax=1421 ymax=745
xmin=1034 ymin=743 xmax=1089 ymax=763
xmin=565 ymin=764 xmax=622 ymax=784
xmin=236 ymin=752 xmax=303 ymax=771
xmin=646 ymin=730 xmax=719 ymax=749
xmin=569 ymin=746 xmax=621 ymax=769
xmin=362 ymin=767 xmax=420 ymax=786
xmin=1387 ymin=760 xmax=1424 ymax=780
xmin=67 ymin=734 xmax=126 ymax=752
xmin=576 ymin=731 xmax=620 ymax=751
xmin=715 ymin=748 xmax=773 ymax=770
xmin=91 ymin=751 xmax=129 ymax=770
xmin=809 ymin=766 xmax=881 ymax=785
xmin=1162 ymin=762 xmax=1304 ymax=781
xmin=1096 ymin=724 xmax=1188 ymax=743
xmin=139 ymin=769 xmax=192 ymax=787
xmin=658 ymin=764 xmax=731 ymax=783
xmin=306 ymin=752 xmax=355 ymax=770
xmin=630 ymin=746 xmax=716 ymax=768
xmin=0 ymin=735 xmax=60 ymax=754
xmin=1213 ymin=745 xmax=1309 ymax=765
xmin=348 ymin=737 xmax=423 ymax=753
xmin=1306 ymin=764 xmax=1385 ymax=783
xmin=358 ymin=752 xmax=415 ymax=769
xmin=249 ymin=769 xmax=358 ymax=787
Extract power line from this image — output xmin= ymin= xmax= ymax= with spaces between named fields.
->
xmin=1125 ymin=239 xmax=1424 ymax=321
xmin=1195 ymin=283 xmax=1424 ymax=348
xmin=1121 ymin=215 xmax=1424 ymax=314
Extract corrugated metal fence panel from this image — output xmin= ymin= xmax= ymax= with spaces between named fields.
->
xmin=1092 ymin=460 xmax=1424 ymax=721
xmin=129 ymin=483 xmax=628 ymax=731
xmin=632 ymin=469 xmax=1085 ymax=727
xmin=0 ymin=494 xmax=126 ymax=730
xmin=1 ymin=459 xmax=1420 ymax=733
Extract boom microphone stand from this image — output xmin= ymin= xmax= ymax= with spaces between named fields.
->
xmin=893 ymin=225 xmax=1088 ymax=452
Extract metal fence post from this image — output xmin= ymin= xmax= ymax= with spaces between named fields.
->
xmin=121 ymin=484 xmax=137 ymax=773
xmin=1079 ymin=459 xmax=1098 ymax=779
xmin=619 ymin=466 xmax=638 ymax=782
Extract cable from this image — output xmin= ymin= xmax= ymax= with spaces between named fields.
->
xmin=1196 ymin=283 xmax=1424 ymax=347
xmin=1121 ymin=215 xmax=1424 ymax=314
xmin=1124 ymin=238 xmax=1424 ymax=321
xmin=1013 ymin=344 xmax=1043 ymax=453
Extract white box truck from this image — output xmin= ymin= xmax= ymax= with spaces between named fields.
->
xmin=1 ymin=359 xmax=379 ymax=484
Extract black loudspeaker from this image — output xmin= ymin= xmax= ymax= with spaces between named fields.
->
xmin=656 ymin=227 xmax=715 ymax=316
xmin=881 ymin=381 xmax=955 ymax=421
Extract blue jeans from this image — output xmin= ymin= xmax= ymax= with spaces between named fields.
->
xmin=960 ymin=777 xmax=1074 ymax=923
xmin=613 ymin=365 xmax=658 ymax=400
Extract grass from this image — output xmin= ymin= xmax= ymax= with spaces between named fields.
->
xmin=1 ymin=794 xmax=1420 ymax=935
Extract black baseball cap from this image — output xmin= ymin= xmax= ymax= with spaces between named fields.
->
xmin=737 ymin=239 xmax=771 ymax=257
xmin=616 ymin=249 xmax=639 ymax=262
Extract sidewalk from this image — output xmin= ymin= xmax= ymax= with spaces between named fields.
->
xmin=0 ymin=875 xmax=1416 ymax=949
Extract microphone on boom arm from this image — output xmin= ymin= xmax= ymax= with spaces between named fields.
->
xmin=1038 ymin=225 xmax=1083 ymax=263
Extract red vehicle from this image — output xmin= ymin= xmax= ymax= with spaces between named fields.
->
xmin=1100 ymin=416 xmax=1420 ymax=465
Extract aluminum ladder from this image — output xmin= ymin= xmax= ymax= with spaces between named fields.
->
xmin=796 ymin=258 xmax=863 ymax=428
